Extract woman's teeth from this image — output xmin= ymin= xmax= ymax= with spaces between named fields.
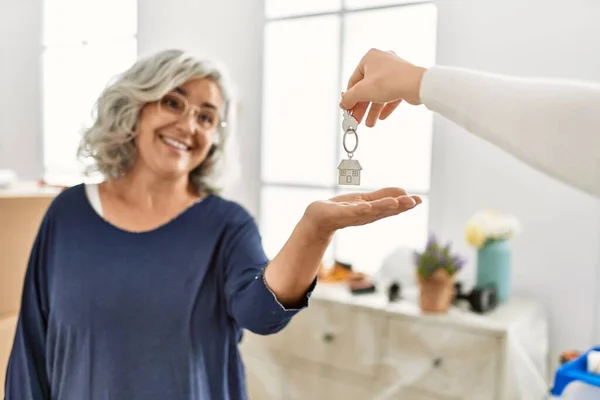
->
xmin=160 ymin=135 xmax=189 ymax=151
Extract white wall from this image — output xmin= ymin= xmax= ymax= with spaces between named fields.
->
xmin=430 ymin=0 xmax=600 ymax=370
xmin=0 ymin=1 xmax=43 ymax=180
xmin=137 ymin=0 xmax=265 ymax=216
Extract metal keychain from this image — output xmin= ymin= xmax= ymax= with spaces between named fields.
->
xmin=338 ymin=109 xmax=362 ymax=186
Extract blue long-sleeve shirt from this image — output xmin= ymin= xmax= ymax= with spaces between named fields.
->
xmin=5 ymin=184 xmax=314 ymax=399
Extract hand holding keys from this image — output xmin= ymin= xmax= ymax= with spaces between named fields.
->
xmin=338 ymin=108 xmax=362 ymax=186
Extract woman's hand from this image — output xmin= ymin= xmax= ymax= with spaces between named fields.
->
xmin=302 ymin=187 xmax=421 ymax=238
xmin=339 ymin=48 xmax=427 ymax=127
xmin=263 ymin=187 xmax=421 ymax=307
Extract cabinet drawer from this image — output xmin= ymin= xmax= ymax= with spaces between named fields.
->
xmin=284 ymin=361 xmax=323 ymax=400
xmin=375 ymin=387 xmax=443 ymax=400
xmin=239 ymin=327 xmax=286 ymax=360
xmin=284 ymin=300 xmax=386 ymax=377
xmin=377 ymin=318 xmax=500 ymax=399
xmin=243 ymin=354 xmax=287 ymax=400
xmin=284 ymin=358 xmax=374 ymax=400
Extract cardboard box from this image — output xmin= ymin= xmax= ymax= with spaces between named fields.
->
xmin=0 ymin=313 xmax=18 ymax=398
xmin=0 ymin=183 xmax=57 ymax=393
xmin=0 ymin=185 xmax=57 ymax=316
xmin=0 ymin=183 xmax=59 ymax=394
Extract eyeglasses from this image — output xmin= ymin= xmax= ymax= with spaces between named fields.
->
xmin=157 ymin=91 xmax=225 ymax=131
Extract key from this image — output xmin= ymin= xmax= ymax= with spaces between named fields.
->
xmin=338 ymin=109 xmax=362 ymax=186
xmin=342 ymin=110 xmax=358 ymax=133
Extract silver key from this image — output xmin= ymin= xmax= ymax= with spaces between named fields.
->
xmin=342 ymin=110 xmax=358 ymax=132
xmin=338 ymin=110 xmax=362 ymax=186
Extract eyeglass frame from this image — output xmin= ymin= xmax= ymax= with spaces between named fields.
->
xmin=156 ymin=91 xmax=227 ymax=132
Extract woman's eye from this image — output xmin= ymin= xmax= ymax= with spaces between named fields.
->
xmin=167 ymin=99 xmax=183 ymax=110
xmin=161 ymin=95 xmax=184 ymax=112
xmin=198 ymin=113 xmax=214 ymax=126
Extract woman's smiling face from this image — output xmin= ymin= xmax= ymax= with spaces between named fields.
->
xmin=133 ymin=78 xmax=224 ymax=180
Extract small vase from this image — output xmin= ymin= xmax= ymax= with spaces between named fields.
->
xmin=476 ymin=239 xmax=511 ymax=303
xmin=417 ymin=269 xmax=455 ymax=313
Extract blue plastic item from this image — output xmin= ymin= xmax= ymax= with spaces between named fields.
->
xmin=551 ymin=347 xmax=600 ymax=396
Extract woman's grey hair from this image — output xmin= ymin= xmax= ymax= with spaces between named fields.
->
xmin=78 ymin=49 xmax=235 ymax=195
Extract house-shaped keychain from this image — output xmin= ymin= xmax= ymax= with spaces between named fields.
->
xmin=337 ymin=159 xmax=362 ymax=185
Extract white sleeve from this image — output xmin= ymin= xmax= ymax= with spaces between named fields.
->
xmin=419 ymin=65 xmax=600 ymax=198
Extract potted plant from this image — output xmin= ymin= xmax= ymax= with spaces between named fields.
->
xmin=414 ymin=235 xmax=466 ymax=313
xmin=464 ymin=210 xmax=521 ymax=303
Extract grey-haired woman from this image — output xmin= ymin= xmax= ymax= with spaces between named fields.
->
xmin=5 ymin=49 xmax=421 ymax=400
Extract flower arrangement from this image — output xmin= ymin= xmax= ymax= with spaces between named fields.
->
xmin=464 ymin=210 xmax=521 ymax=248
xmin=414 ymin=235 xmax=466 ymax=279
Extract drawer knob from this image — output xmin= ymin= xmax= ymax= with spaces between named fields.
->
xmin=433 ymin=357 xmax=443 ymax=368
xmin=323 ymin=333 xmax=335 ymax=342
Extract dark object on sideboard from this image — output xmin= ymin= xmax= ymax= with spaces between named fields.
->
xmin=348 ymin=273 xmax=376 ymax=295
xmin=387 ymin=281 xmax=401 ymax=302
xmin=453 ymin=282 xmax=498 ymax=313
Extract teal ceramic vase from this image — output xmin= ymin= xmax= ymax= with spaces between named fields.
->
xmin=476 ymin=239 xmax=511 ymax=303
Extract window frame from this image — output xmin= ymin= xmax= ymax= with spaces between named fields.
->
xmin=259 ymin=1 xmax=435 ymax=267
xmin=41 ymin=1 xmax=138 ymax=185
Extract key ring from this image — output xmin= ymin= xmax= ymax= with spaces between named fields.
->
xmin=343 ymin=127 xmax=359 ymax=159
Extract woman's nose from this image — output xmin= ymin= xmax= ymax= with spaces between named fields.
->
xmin=176 ymin=109 xmax=199 ymax=134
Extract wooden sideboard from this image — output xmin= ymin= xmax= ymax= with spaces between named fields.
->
xmin=240 ymin=283 xmax=550 ymax=400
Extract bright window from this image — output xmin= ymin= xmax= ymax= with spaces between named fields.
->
xmin=260 ymin=2 xmax=437 ymax=274
xmin=42 ymin=0 xmax=138 ymax=184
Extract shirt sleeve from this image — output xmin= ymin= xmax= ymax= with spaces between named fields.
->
xmin=420 ymin=65 xmax=600 ymax=198
xmin=221 ymin=217 xmax=316 ymax=335
xmin=5 ymin=214 xmax=52 ymax=399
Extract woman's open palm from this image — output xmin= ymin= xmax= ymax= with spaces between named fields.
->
xmin=304 ymin=187 xmax=421 ymax=234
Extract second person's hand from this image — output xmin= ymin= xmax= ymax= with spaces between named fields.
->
xmin=340 ymin=48 xmax=427 ymax=127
